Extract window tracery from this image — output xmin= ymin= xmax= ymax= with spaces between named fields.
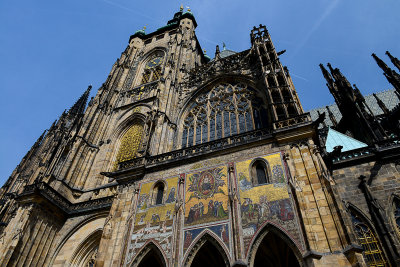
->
xmin=181 ymin=83 xmax=268 ymax=148
xmin=350 ymin=210 xmax=387 ymax=267
xmin=115 ymin=123 xmax=144 ymax=164
xmin=140 ymin=54 xmax=164 ymax=84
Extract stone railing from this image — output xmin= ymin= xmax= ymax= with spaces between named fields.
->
xmin=118 ymin=127 xmax=272 ymax=171
xmin=332 ymin=147 xmax=372 ymax=163
xmin=273 ymin=113 xmax=312 ymax=130
xmin=127 ymin=81 xmax=158 ymax=102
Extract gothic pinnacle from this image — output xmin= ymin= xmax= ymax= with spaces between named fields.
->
xmin=373 ymin=93 xmax=389 ymax=114
xmin=386 ymin=51 xmax=400 ymax=72
xmin=68 ymin=85 xmax=92 ymax=116
xmin=372 ymin=53 xmax=390 ymax=73
xmin=319 ymin=64 xmax=334 ymax=84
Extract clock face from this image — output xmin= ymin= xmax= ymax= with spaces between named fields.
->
xmin=145 ymin=56 xmax=162 ymax=69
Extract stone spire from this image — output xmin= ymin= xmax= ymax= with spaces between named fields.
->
xmin=68 ymin=85 xmax=92 ymax=116
xmin=320 ymin=63 xmax=386 ymax=143
xmin=325 ymin=106 xmax=337 ymax=128
xmin=386 ymin=51 xmax=400 ymax=72
xmin=373 ymin=93 xmax=389 ymax=114
xmin=372 ymin=53 xmax=400 ymax=93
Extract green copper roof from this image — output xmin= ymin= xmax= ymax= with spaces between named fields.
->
xmin=325 ymin=128 xmax=368 ymax=152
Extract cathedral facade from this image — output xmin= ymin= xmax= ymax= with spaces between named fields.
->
xmin=1 ymin=8 xmax=400 ymax=267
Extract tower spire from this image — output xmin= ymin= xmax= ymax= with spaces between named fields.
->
xmin=68 ymin=85 xmax=92 ymax=116
xmin=373 ymin=93 xmax=389 ymax=114
xmin=386 ymin=51 xmax=400 ymax=72
xmin=372 ymin=53 xmax=400 ymax=93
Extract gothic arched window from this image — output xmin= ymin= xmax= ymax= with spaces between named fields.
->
xmin=181 ymin=83 xmax=268 ymax=148
xmin=349 ymin=209 xmax=387 ymax=266
xmin=153 ymin=182 xmax=165 ymax=205
xmin=251 ymin=160 xmax=270 ymax=186
xmin=116 ymin=123 xmax=144 ymax=165
xmin=141 ymin=55 xmax=163 ymax=84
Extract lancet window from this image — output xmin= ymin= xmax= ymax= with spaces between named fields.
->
xmin=251 ymin=160 xmax=270 ymax=185
xmin=181 ymin=83 xmax=268 ymax=148
xmin=115 ymin=123 xmax=144 ymax=164
xmin=141 ymin=53 xmax=164 ymax=84
xmin=153 ymin=182 xmax=165 ymax=205
xmin=350 ymin=210 xmax=387 ymax=267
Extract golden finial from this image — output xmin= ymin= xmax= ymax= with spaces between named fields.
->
xmin=187 ymin=6 xmax=191 ymax=12
xmin=180 ymin=4 xmax=183 ymax=11
xmin=143 ymin=25 xmax=146 ymax=30
xmin=203 ymin=49 xmax=207 ymax=54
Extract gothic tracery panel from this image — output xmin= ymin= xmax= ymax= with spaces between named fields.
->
xmin=349 ymin=210 xmax=388 ymax=267
xmin=140 ymin=52 xmax=164 ymax=85
xmin=116 ymin=123 xmax=144 ymax=165
xmin=181 ymin=83 xmax=268 ymax=148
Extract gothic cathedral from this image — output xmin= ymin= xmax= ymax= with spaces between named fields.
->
xmin=1 ymin=7 xmax=400 ymax=267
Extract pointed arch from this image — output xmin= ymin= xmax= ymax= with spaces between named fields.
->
xmin=247 ymin=223 xmax=303 ymax=267
xmin=184 ymin=230 xmax=231 ymax=267
xmin=136 ymin=48 xmax=166 ymax=86
xmin=249 ymin=158 xmax=272 ymax=185
xmin=70 ymin=229 xmax=102 ymax=267
xmin=50 ymin=214 xmax=107 ymax=266
xmin=150 ymin=180 xmax=168 ymax=206
xmin=390 ymin=194 xmax=400 ymax=239
xmin=178 ymin=75 xmax=270 ymax=148
xmin=130 ymin=241 xmax=167 ymax=267
xmin=346 ymin=204 xmax=388 ymax=267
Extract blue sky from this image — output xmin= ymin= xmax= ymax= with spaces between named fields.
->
xmin=0 ymin=0 xmax=399 ymax=185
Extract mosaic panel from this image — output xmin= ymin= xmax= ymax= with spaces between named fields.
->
xmin=184 ymin=166 xmax=229 ymax=227
xmin=236 ymin=152 xmax=303 ymax=253
xmin=183 ymin=223 xmax=230 ymax=254
xmin=125 ymin=176 xmax=178 ymax=265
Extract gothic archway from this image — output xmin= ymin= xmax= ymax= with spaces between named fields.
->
xmin=248 ymin=225 xmax=303 ymax=267
xmin=184 ymin=232 xmax=230 ymax=267
xmin=70 ymin=229 xmax=102 ymax=267
xmin=131 ymin=242 xmax=167 ymax=267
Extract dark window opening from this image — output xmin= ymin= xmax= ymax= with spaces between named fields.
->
xmin=155 ymin=183 xmax=164 ymax=205
xmin=271 ymin=90 xmax=281 ymax=103
xmin=282 ymin=89 xmax=292 ymax=103
xmin=267 ymin=76 xmax=276 ymax=87
xmin=276 ymin=106 xmax=286 ymax=121
xmin=251 ymin=160 xmax=270 ymax=186
xmin=287 ymin=104 xmax=297 ymax=117
xmin=277 ymin=74 xmax=286 ymax=86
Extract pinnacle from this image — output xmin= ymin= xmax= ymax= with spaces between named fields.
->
xmin=68 ymin=85 xmax=92 ymax=116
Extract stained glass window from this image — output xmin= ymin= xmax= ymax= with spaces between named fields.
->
xmin=350 ymin=210 xmax=387 ymax=267
xmin=181 ymin=83 xmax=268 ymax=147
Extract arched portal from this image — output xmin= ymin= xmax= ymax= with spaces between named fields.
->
xmin=185 ymin=232 xmax=230 ymax=267
xmin=248 ymin=226 xmax=303 ymax=267
xmin=134 ymin=243 xmax=167 ymax=267
xmin=137 ymin=248 xmax=165 ymax=267
xmin=191 ymin=240 xmax=228 ymax=267
xmin=253 ymin=232 xmax=300 ymax=267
